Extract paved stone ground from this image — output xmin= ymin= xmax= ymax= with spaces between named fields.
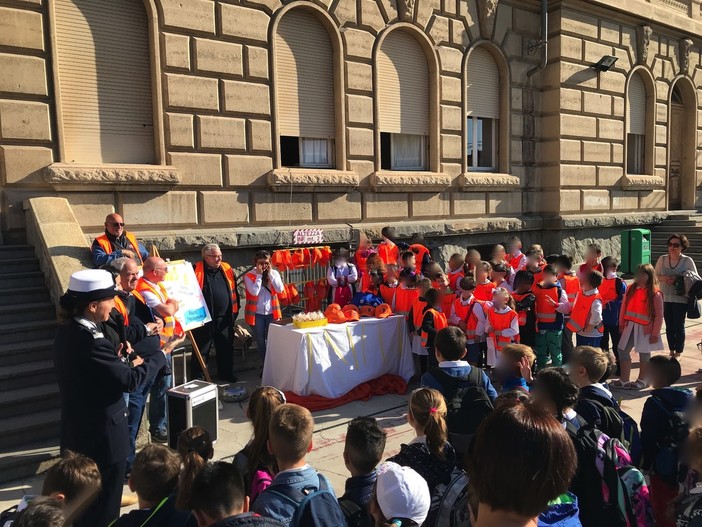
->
xmin=2 ymin=318 xmax=702 ymax=511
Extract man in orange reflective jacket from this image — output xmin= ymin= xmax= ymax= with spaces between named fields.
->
xmin=92 ymin=213 xmax=149 ymax=267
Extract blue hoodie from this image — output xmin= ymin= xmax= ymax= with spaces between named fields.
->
xmin=538 ymin=493 xmax=582 ymax=527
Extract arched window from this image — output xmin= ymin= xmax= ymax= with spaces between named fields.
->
xmin=466 ymin=47 xmax=499 ymax=171
xmin=377 ymin=30 xmax=429 ymax=171
xmin=626 ymin=71 xmax=647 ymax=175
xmin=54 ymin=0 xmax=155 ymax=164
xmin=276 ymin=10 xmax=335 ymax=168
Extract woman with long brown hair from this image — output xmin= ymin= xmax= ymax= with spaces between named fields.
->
xmin=655 ymin=233 xmax=698 ymax=356
xmin=615 ymin=263 xmax=664 ymax=390
xmin=233 ymin=386 xmax=286 ymax=502
xmin=175 ymin=426 xmax=214 ymax=510
xmin=387 ymin=388 xmax=456 ymax=496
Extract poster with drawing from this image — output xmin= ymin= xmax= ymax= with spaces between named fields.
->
xmin=161 ymin=260 xmax=212 ymax=332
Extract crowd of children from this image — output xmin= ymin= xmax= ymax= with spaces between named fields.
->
xmin=8 ymin=231 xmax=702 ymax=527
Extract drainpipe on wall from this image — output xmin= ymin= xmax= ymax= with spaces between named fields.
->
xmin=527 ymin=0 xmax=548 ymax=77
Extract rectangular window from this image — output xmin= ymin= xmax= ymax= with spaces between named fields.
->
xmin=281 ymin=136 xmax=334 ymax=168
xmin=380 ymin=133 xmax=427 ymax=171
xmin=467 ymin=117 xmax=497 ymax=171
xmin=626 ymin=133 xmax=645 ymax=175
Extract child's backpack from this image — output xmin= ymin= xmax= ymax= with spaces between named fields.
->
xmin=567 ymin=424 xmax=642 ymax=527
xmin=265 ymin=474 xmax=347 ymax=527
xmin=427 ymin=367 xmax=493 ymax=456
xmin=338 ymin=498 xmax=372 ymax=527
xmin=651 ymin=396 xmax=690 ymax=486
xmin=424 ymin=466 xmax=470 ymax=527
xmin=580 ymin=392 xmax=641 ymax=461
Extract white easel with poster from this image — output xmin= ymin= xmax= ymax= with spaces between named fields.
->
xmin=152 ymin=253 xmax=214 ymax=383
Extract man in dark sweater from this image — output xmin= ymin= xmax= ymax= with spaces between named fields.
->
xmin=192 ymin=243 xmax=241 ymax=382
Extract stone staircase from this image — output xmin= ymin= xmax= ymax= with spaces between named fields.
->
xmin=0 ymin=245 xmax=61 ymax=484
xmin=651 ymin=211 xmax=702 ymax=264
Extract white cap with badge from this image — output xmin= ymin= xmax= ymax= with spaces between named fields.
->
xmin=60 ymin=269 xmax=118 ymax=308
xmin=375 ymin=461 xmax=430 ymax=526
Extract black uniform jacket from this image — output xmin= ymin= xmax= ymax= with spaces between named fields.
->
xmin=54 ymin=318 xmax=166 ymax=466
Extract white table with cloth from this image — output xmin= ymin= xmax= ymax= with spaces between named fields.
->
xmin=262 ymin=315 xmax=415 ymax=398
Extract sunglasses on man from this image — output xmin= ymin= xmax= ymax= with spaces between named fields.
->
xmin=109 ymin=222 xmax=125 ymax=228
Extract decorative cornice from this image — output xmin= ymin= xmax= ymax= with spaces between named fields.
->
xmin=267 ymin=168 xmax=359 ymax=192
xmin=621 ymin=174 xmax=665 ymax=189
xmin=476 ymin=0 xmax=500 ymax=40
xmin=680 ymin=37 xmax=693 ymax=74
xmin=636 ymin=25 xmax=653 ymax=65
xmin=459 ymin=172 xmax=520 ymax=189
xmin=370 ymin=171 xmax=451 ymax=192
xmin=44 ymin=164 xmax=180 ymax=191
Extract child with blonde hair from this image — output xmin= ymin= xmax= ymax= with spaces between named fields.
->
xmin=484 ymin=288 xmax=519 ymax=367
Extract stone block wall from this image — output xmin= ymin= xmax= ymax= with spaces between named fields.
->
xmin=542 ymin=2 xmax=702 ymax=215
xmin=1 ymin=0 xmax=702 ymax=247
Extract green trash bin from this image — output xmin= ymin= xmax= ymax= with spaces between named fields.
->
xmin=620 ymin=228 xmax=651 ymax=274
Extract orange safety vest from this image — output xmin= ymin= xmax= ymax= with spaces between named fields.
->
xmin=409 ymin=244 xmax=431 ymax=266
xmin=395 ymin=287 xmax=419 ymax=318
xmin=377 ymin=242 xmax=399 ymax=266
xmin=511 ymin=291 xmax=531 ymax=326
xmin=421 ymin=308 xmax=448 ymax=348
xmin=486 ymin=306 xmax=519 ymax=352
xmin=566 ymin=291 xmax=603 ymax=334
xmin=94 ymin=232 xmax=144 ymax=264
xmin=452 ymin=297 xmax=484 ymax=340
xmin=412 ymin=296 xmax=428 ymax=331
xmin=440 ymin=289 xmax=455 ymax=317
xmin=135 ymin=278 xmax=176 ymax=344
xmin=194 ymin=261 xmax=240 ymax=315
xmin=244 ymin=272 xmax=282 ymax=326
xmin=474 ymin=282 xmax=496 ymax=302
xmin=558 ymin=273 xmax=580 ymax=303
xmin=379 ymin=284 xmax=398 ymax=310
xmin=508 ymin=252 xmax=524 ymax=270
xmin=599 ymin=276 xmax=619 ymax=306
xmin=114 ymin=295 xmax=129 ymax=326
xmin=447 ymin=269 xmax=465 ymax=291
xmin=528 ymin=267 xmax=545 ymax=291
xmin=623 ymin=287 xmax=658 ymax=325
xmin=534 ymin=283 xmax=561 ymax=324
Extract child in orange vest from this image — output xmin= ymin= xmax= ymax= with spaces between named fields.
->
xmin=364 ymin=253 xmax=385 ymax=294
xmin=474 ymin=261 xmax=496 ymax=302
xmin=395 ymin=268 xmax=420 ymax=319
xmin=421 ymin=288 xmax=448 ymax=370
xmin=485 ymin=287 xmax=519 ymax=368
xmin=533 ymin=265 xmax=570 ymax=370
xmin=449 ymin=277 xmax=486 ymax=365
xmin=377 ymin=226 xmax=400 ymax=266
xmin=577 ymin=243 xmax=604 ymax=279
xmin=525 ymin=250 xmax=545 ymax=290
xmin=400 ymin=251 xmax=417 ymax=275
xmin=511 ymin=270 xmax=537 ymax=347
xmin=614 ymin=263 xmax=664 ymax=390
xmin=506 ymin=236 xmax=527 ymax=272
xmin=408 ymin=278 xmax=432 ymax=373
xmin=600 ymin=256 xmax=627 ymax=376
xmin=567 ymin=270 xmax=604 ymax=348
xmin=379 ymin=264 xmax=399 ymax=308
xmin=433 ymin=272 xmax=455 ymax=316
xmin=555 ymin=254 xmax=580 ymax=363
xmin=446 ymin=253 xmax=465 ymax=291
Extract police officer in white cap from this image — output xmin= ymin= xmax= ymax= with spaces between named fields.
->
xmin=54 ymin=269 xmax=172 ymax=527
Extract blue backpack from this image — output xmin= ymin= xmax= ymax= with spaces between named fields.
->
xmin=265 ymin=474 xmax=347 ymax=527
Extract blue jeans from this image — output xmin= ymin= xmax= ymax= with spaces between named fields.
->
xmin=253 ymin=313 xmax=274 ymax=364
xmin=125 ymin=376 xmax=156 ymax=469
xmin=149 ymin=355 xmax=171 ymax=435
xmin=576 ymin=335 xmax=602 ymax=348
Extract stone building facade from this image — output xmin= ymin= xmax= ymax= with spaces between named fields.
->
xmin=1 ymin=0 xmax=701 ymax=258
